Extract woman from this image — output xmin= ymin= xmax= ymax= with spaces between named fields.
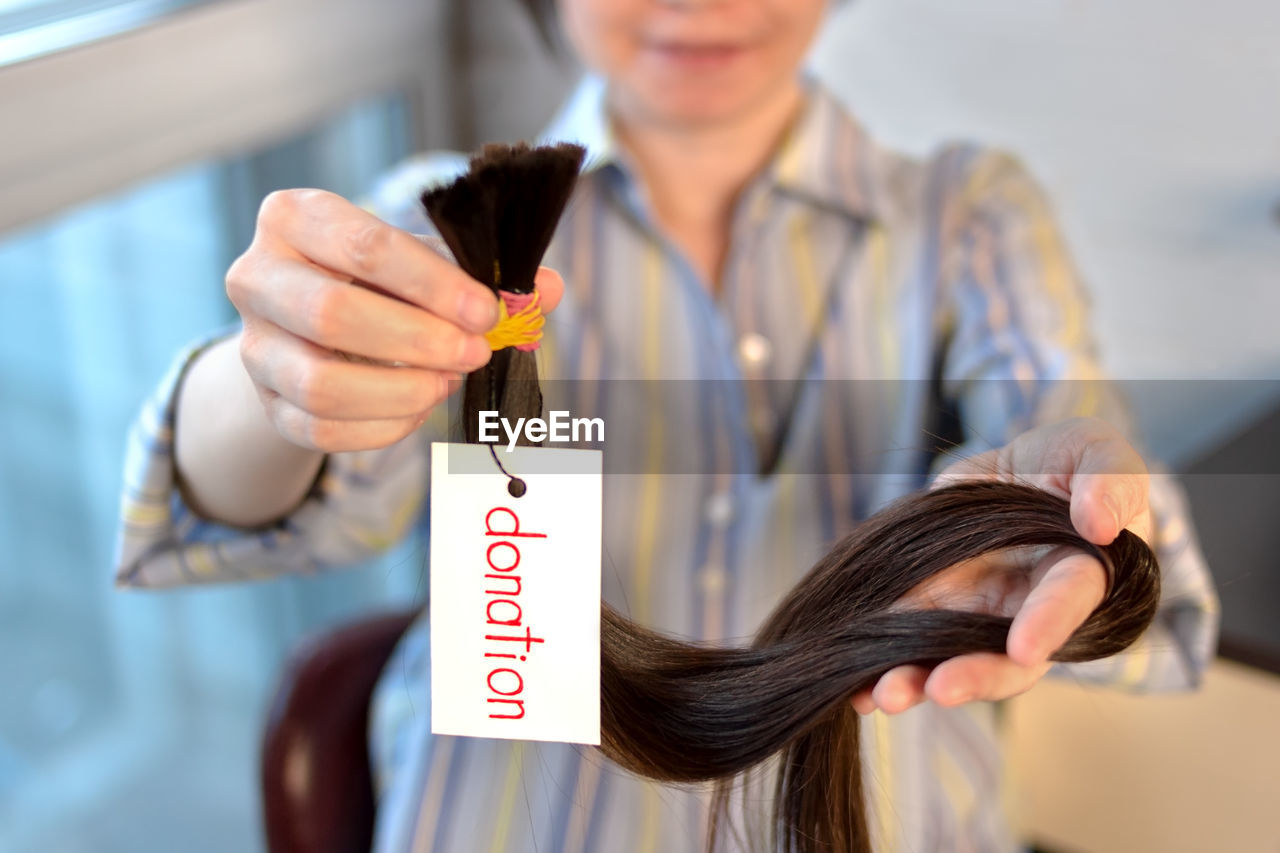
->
xmin=116 ymin=0 xmax=1217 ymax=849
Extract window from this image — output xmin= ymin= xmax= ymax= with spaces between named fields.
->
xmin=0 ymin=0 xmax=452 ymax=845
xmin=0 ymin=0 xmax=449 ymax=233
xmin=0 ymin=91 xmax=430 ymax=851
xmin=0 ymin=0 xmax=215 ymax=65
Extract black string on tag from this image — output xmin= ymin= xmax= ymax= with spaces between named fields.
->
xmin=488 ymin=443 xmax=527 ymax=498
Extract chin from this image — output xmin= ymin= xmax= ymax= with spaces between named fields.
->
xmin=624 ymin=75 xmax=792 ymax=130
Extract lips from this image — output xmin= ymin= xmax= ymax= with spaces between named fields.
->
xmin=642 ymin=39 xmax=752 ymax=70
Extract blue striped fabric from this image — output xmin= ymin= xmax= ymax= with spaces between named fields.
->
xmin=115 ymin=75 xmax=1217 ymax=852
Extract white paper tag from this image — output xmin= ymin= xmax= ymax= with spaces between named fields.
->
xmin=429 ymin=442 xmax=602 ymax=744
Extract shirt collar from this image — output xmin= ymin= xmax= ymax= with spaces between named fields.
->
xmin=537 ymin=74 xmax=620 ymax=175
xmin=538 ymin=74 xmax=882 ymax=223
xmin=766 ymin=76 xmax=881 ymax=223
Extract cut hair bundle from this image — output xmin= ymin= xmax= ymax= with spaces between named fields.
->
xmin=422 ymin=142 xmax=585 ymax=442
xmin=422 ymin=144 xmax=1161 ymax=852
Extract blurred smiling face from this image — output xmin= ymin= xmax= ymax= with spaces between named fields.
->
xmin=557 ymin=0 xmax=828 ymax=129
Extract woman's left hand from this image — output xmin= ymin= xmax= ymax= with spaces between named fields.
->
xmin=850 ymin=417 xmax=1153 ymax=715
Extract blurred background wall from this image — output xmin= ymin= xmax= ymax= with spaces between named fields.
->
xmin=0 ymin=0 xmax=1276 ymax=850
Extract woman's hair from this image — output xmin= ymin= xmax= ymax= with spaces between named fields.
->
xmin=423 ymin=144 xmax=1161 ymax=853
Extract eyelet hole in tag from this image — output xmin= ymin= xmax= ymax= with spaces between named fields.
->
xmin=429 ymin=442 xmax=602 ymax=744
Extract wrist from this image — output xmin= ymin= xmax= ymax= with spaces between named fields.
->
xmin=174 ymin=333 xmax=324 ymax=527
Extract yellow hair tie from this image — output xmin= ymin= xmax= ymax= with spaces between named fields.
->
xmin=484 ymin=291 xmax=544 ymax=351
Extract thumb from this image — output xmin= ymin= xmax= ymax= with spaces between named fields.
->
xmin=1068 ymin=429 xmax=1150 ymax=545
xmin=533 ymin=266 xmax=566 ymax=315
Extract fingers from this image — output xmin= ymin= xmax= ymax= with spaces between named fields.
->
xmin=231 ymin=258 xmax=491 ymax=373
xmin=256 ymin=189 xmax=499 ymax=333
xmin=855 ymin=660 xmax=926 ymax=712
xmin=241 ymin=323 xmax=455 ymax=421
xmin=851 ymin=666 xmax=930 ymax=715
xmin=230 ymin=188 xmax=570 ymax=454
xmin=1006 ymin=549 xmax=1107 ymax=666
xmin=851 ymin=688 xmax=877 ymax=715
xmin=874 ymin=665 xmax=931 ymax=713
xmin=533 ymin=266 xmax=566 ymax=314
xmin=931 ymin=418 xmax=1152 ymax=546
xmin=853 ymin=546 xmax=1105 ymax=713
xmin=854 ymin=655 xmax=1045 ymax=715
xmin=857 ymin=419 xmax=1144 ymax=716
xmin=925 ymin=653 xmax=1051 ymax=707
xmin=853 ymin=655 xmax=1052 ymax=715
xmin=258 ymin=389 xmax=430 ymax=453
xmin=851 ymin=540 xmax=1107 ymax=715
xmin=1067 ymin=425 xmax=1150 ymax=545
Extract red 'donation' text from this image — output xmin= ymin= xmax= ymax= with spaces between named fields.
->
xmin=482 ymin=506 xmax=547 ymax=720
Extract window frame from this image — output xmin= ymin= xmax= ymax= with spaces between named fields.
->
xmin=0 ymin=0 xmax=220 ymax=66
xmin=0 ymin=0 xmax=450 ymax=234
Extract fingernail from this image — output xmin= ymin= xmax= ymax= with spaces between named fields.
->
xmin=460 ymin=291 xmax=497 ymax=331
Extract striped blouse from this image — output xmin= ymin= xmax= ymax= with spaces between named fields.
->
xmin=115 ymin=75 xmax=1218 ymax=852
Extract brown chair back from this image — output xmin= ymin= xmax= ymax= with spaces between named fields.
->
xmin=261 ymin=609 xmax=420 ymax=853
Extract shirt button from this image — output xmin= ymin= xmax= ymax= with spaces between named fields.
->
xmin=704 ymin=492 xmax=735 ymax=527
xmin=698 ymin=564 xmax=728 ymax=594
xmin=737 ymin=333 xmax=773 ymax=370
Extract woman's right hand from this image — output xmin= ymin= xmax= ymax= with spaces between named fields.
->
xmin=225 ymin=188 xmax=563 ymax=453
